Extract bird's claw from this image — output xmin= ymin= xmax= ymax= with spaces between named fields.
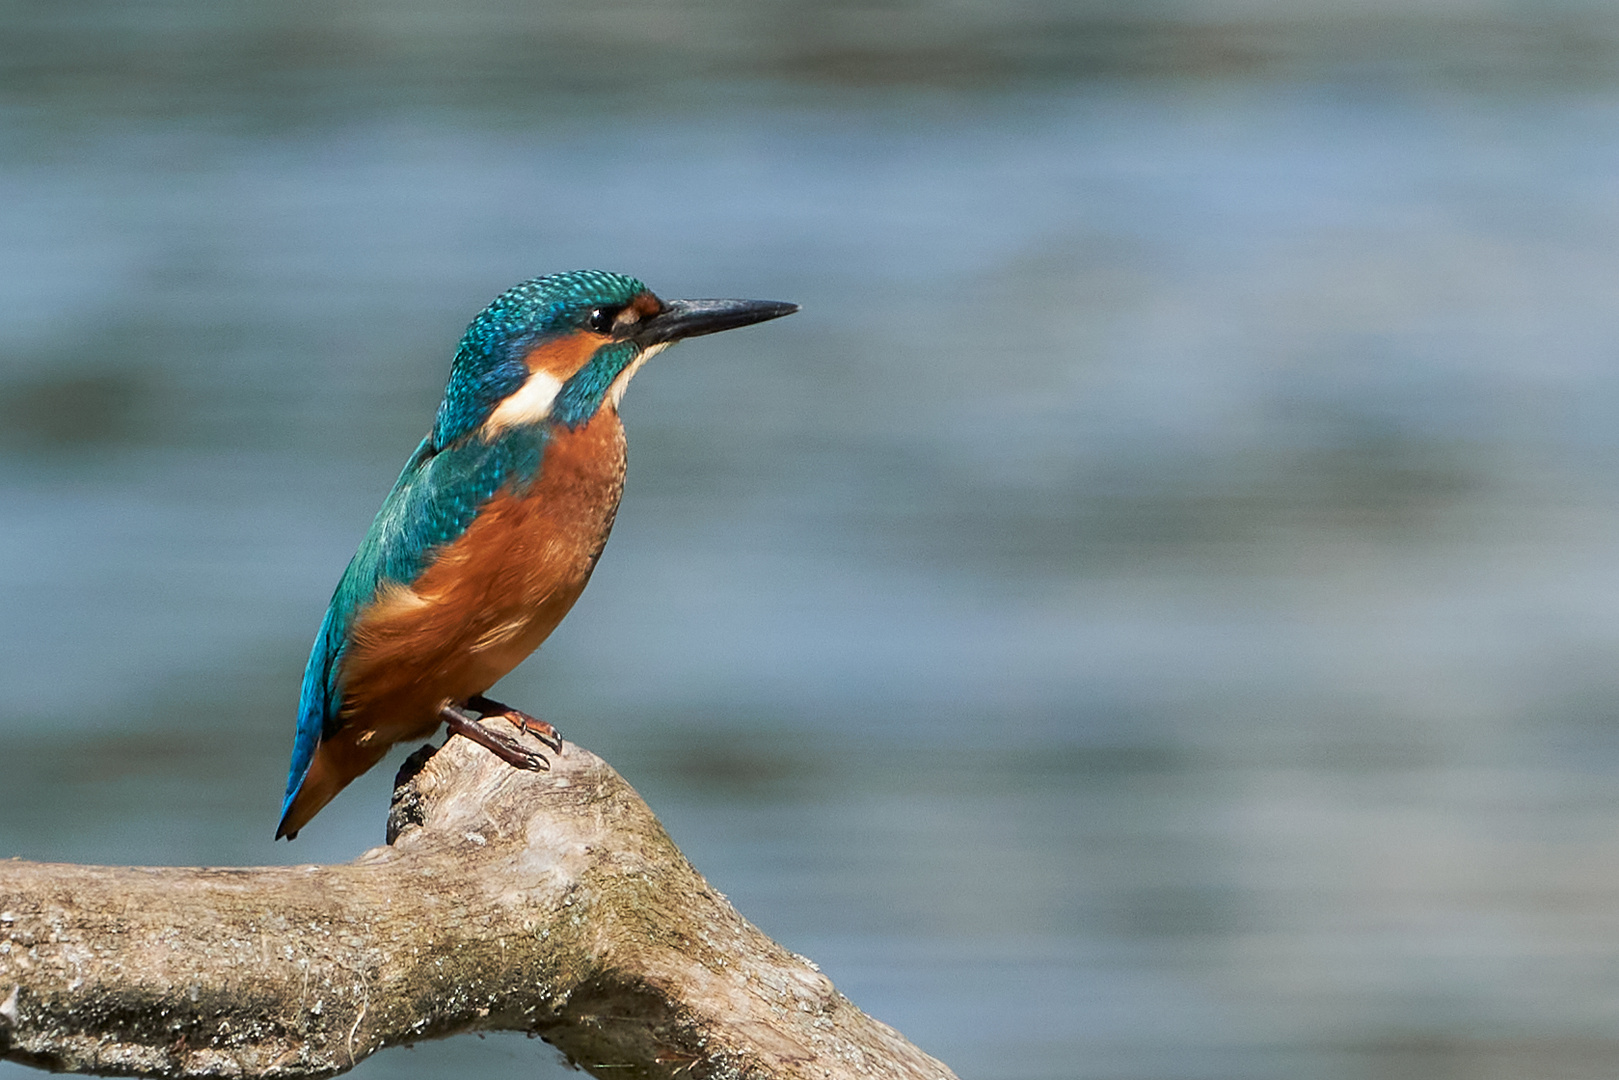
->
xmin=508 ymin=716 xmax=563 ymax=753
xmin=467 ymin=694 xmax=564 ymax=753
xmin=440 ymin=703 xmax=553 ymax=771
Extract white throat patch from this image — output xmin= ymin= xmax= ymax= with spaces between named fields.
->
xmin=605 ymin=342 xmax=669 ymax=410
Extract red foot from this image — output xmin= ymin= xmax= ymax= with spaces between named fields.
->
xmin=468 ymin=694 xmax=564 ymax=753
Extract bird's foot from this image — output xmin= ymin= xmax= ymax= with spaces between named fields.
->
xmin=467 ymin=693 xmax=564 ymax=753
xmin=439 ymin=704 xmax=550 ymax=771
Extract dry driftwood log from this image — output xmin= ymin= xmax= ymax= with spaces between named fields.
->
xmin=0 ymin=726 xmax=958 ymax=1079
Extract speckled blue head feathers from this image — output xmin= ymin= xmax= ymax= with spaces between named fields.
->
xmin=433 ymin=270 xmax=649 ymax=446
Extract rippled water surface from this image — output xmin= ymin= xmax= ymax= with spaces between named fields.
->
xmin=6 ymin=5 xmax=1619 ymax=1078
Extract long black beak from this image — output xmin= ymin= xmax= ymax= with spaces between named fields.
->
xmin=632 ymin=298 xmax=799 ymax=347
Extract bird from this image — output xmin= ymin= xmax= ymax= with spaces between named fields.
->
xmin=277 ymin=270 xmax=797 ymax=839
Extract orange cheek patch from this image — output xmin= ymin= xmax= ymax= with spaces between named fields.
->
xmin=523 ymin=331 xmax=611 ymax=380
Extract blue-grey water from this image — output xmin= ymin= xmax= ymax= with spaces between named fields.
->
xmin=6 ymin=5 xmax=1619 ymax=1078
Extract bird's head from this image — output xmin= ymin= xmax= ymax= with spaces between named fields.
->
xmin=432 ymin=270 xmax=797 ymax=446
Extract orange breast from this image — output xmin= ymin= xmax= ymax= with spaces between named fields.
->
xmin=339 ymin=407 xmax=628 ymax=748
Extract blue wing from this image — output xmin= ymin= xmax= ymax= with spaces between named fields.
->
xmin=279 ymin=428 xmax=548 ymax=823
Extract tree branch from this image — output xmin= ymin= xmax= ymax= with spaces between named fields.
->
xmin=0 ymin=729 xmax=957 ymax=1079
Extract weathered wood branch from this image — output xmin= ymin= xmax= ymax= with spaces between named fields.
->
xmin=0 ymin=729 xmax=957 ymax=1079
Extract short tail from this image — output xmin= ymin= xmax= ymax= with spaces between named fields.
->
xmin=276 ymin=744 xmax=342 ymax=839
xmin=277 ymin=725 xmax=394 ymax=839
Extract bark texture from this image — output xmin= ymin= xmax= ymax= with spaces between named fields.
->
xmin=0 ymin=730 xmax=957 ymax=1079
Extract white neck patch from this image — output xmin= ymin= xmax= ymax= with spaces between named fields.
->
xmin=481 ymin=368 xmax=565 ymax=437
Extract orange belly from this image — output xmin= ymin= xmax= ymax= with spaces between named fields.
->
xmin=285 ymin=408 xmax=628 ymax=830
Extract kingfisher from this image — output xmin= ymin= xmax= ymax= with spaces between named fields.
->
xmin=276 ymin=270 xmax=797 ymax=839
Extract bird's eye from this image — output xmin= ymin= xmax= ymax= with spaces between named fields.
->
xmin=587 ymin=306 xmax=620 ymax=335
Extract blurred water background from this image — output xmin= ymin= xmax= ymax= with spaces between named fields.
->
xmin=6 ymin=1 xmax=1619 ymax=1077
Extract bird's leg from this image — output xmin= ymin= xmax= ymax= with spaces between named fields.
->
xmin=438 ymin=704 xmax=550 ymax=771
xmin=467 ymin=693 xmax=564 ymax=753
